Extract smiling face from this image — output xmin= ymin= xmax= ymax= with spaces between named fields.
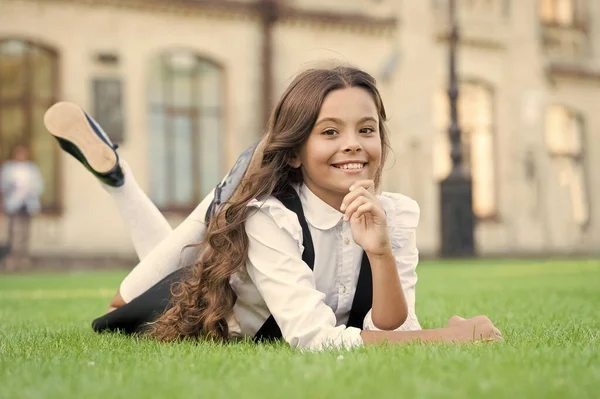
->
xmin=292 ymin=86 xmax=382 ymax=210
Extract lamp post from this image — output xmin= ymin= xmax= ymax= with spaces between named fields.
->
xmin=439 ymin=0 xmax=475 ymax=257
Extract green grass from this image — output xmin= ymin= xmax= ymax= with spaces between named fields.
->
xmin=1 ymin=259 xmax=599 ymax=399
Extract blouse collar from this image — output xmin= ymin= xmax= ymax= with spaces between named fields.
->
xmin=298 ymin=183 xmax=343 ymax=230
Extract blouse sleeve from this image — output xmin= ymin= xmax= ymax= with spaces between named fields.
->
xmin=244 ymin=198 xmax=364 ymax=351
xmin=362 ymin=193 xmax=423 ymax=332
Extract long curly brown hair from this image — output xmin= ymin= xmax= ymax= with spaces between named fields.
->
xmin=147 ymin=66 xmax=391 ymax=342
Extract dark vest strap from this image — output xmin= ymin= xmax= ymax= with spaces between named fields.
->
xmin=253 ymin=186 xmax=315 ymax=341
xmin=346 ymin=253 xmax=373 ymax=329
xmin=253 ymin=186 xmax=373 ymax=341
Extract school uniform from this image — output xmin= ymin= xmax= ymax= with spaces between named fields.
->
xmin=100 ymin=182 xmax=421 ymax=351
xmin=45 ymin=103 xmax=422 ymax=350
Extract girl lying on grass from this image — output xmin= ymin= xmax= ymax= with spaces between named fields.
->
xmin=44 ymin=66 xmax=503 ymax=350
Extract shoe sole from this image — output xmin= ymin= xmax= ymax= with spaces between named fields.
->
xmin=44 ymin=102 xmax=117 ymax=174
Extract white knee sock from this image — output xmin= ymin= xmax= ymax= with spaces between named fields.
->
xmin=119 ymin=208 xmax=209 ymax=302
xmin=102 ymin=161 xmax=173 ymax=261
xmin=101 ymin=160 xmax=215 ymax=302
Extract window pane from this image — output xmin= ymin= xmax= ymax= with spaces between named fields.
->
xmin=198 ymin=62 xmax=223 ymax=197
xmin=199 ymin=115 xmax=222 ymax=197
xmin=0 ymin=40 xmax=28 ymax=100
xmin=0 ymin=106 xmax=25 ymax=159
xmin=557 ymin=0 xmax=574 ymax=25
xmin=172 ymin=70 xmax=192 ymax=108
xmin=546 ymin=105 xmax=566 ymax=153
xmin=545 ymin=105 xmax=582 ymax=156
xmin=198 ymin=62 xmax=222 ymax=110
xmin=471 ymin=84 xmax=493 ymax=126
xmin=32 ymin=47 xmax=55 ymax=100
xmin=540 ymin=0 xmax=555 ymax=22
xmin=471 ymin=128 xmax=495 ymax=218
xmin=148 ymin=108 xmax=168 ymax=208
xmin=172 ymin=114 xmax=194 ymax=205
xmin=569 ymin=162 xmax=589 ymax=226
xmin=168 ymin=52 xmax=195 ymax=108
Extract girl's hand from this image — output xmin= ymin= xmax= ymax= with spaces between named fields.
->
xmin=447 ymin=315 xmax=504 ymax=342
xmin=340 ymin=180 xmax=391 ymax=256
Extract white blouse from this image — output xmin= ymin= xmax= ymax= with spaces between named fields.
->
xmin=120 ymin=182 xmax=421 ymax=351
xmin=229 ymin=183 xmax=422 ymax=350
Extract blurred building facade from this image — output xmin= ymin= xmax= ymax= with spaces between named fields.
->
xmin=0 ymin=0 xmax=598 ymax=262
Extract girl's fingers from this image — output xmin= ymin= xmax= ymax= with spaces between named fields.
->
xmin=341 ymin=187 xmax=376 ymax=211
xmin=349 ymin=180 xmax=375 ymax=194
xmin=352 ymin=202 xmax=385 ymax=222
xmin=343 ymin=196 xmax=368 ymax=222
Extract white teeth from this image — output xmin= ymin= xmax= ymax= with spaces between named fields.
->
xmin=336 ymin=163 xmax=364 ymax=170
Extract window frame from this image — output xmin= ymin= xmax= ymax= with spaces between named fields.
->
xmin=544 ymin=104 xmax=590 ymax=228
xmin=434 ymin=78 xmax=500 ymax=222
xmin=0 ymin=37 xmax=62 ymax=214
xmin=147 ymin=50 xmax=226 ymax=214
xmin=539 ymin=0 xmax=588 ymax=31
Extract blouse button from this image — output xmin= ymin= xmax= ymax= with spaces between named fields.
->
xmin=344 ymin=238 xmax=350 ymax=245
xmin=342 ymin=286 xmax=347 ymax=294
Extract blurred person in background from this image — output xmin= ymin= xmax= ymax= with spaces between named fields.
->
xmin=0 ymin=144 xmax=44 ymax=270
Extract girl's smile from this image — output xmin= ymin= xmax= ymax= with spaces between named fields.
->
xmin=331 ymin=160 xmax=368 ymax=174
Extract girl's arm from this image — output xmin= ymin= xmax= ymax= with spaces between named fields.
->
xmin=341 ymin=181 xmax=408 ymax=330
xmin=363 ymin=193 xmax=422 ymax=331
xmin=366 ymin=250 xmax=407 ymax=330
xmin=361 ymin=315 xmax=503 ymax=344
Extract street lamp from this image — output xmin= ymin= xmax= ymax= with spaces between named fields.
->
xmin=439 ymin=0 xmax=475 ymax=257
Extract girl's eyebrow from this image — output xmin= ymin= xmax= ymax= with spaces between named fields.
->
xmin=315 ymin=116 xmax=378 ymax=126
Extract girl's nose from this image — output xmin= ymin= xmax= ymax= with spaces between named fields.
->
xmin=343 ymin=133 xmax=362 ymax=153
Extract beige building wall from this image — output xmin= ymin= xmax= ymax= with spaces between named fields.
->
xmin=0 ymin=0 xmax=598 ymax=259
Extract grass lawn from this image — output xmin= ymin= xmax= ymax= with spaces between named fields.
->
xmin=1 ymin=259 xmax=599 ymax=399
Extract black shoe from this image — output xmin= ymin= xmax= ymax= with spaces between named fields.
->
xmin=44 ymin=102 xmax=124 ymax=187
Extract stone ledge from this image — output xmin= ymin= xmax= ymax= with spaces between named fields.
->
xmin=12 ymin=0 xmax=397 ymax=34
xmin=545 ymin=63 xmax=600 ymax=84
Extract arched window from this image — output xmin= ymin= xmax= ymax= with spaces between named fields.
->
xmin=540 ymin=0 xmax=585 ymax=28
xmin=545 ymin=105 xmax=589 ymax=227
xmin=147 ymin=51 xmax=224 ymax=211
xmin=433 ymin=81 xmax=496 ymax=219
xmin=0 ymin=39 xmax=60 ymax=210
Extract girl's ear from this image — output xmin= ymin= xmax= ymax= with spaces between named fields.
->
xmin=289 ymin=155 xmax=301 ymax=168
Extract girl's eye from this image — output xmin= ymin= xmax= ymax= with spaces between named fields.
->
xmin=360 ymin=127 xmax=376 ymax=134
xmin=322 ymin=129 xmax=338 ymax=136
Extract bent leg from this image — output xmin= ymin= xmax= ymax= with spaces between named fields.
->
xmin=96 ymin=192 xmax=212 ymax=327
xmin=117 ymin=189 xmax=214 ymax=303
xmin=103 ymin=161 xmax=174 ymax=261
xmin=93 ymin=267 xmax=187 ymax=334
